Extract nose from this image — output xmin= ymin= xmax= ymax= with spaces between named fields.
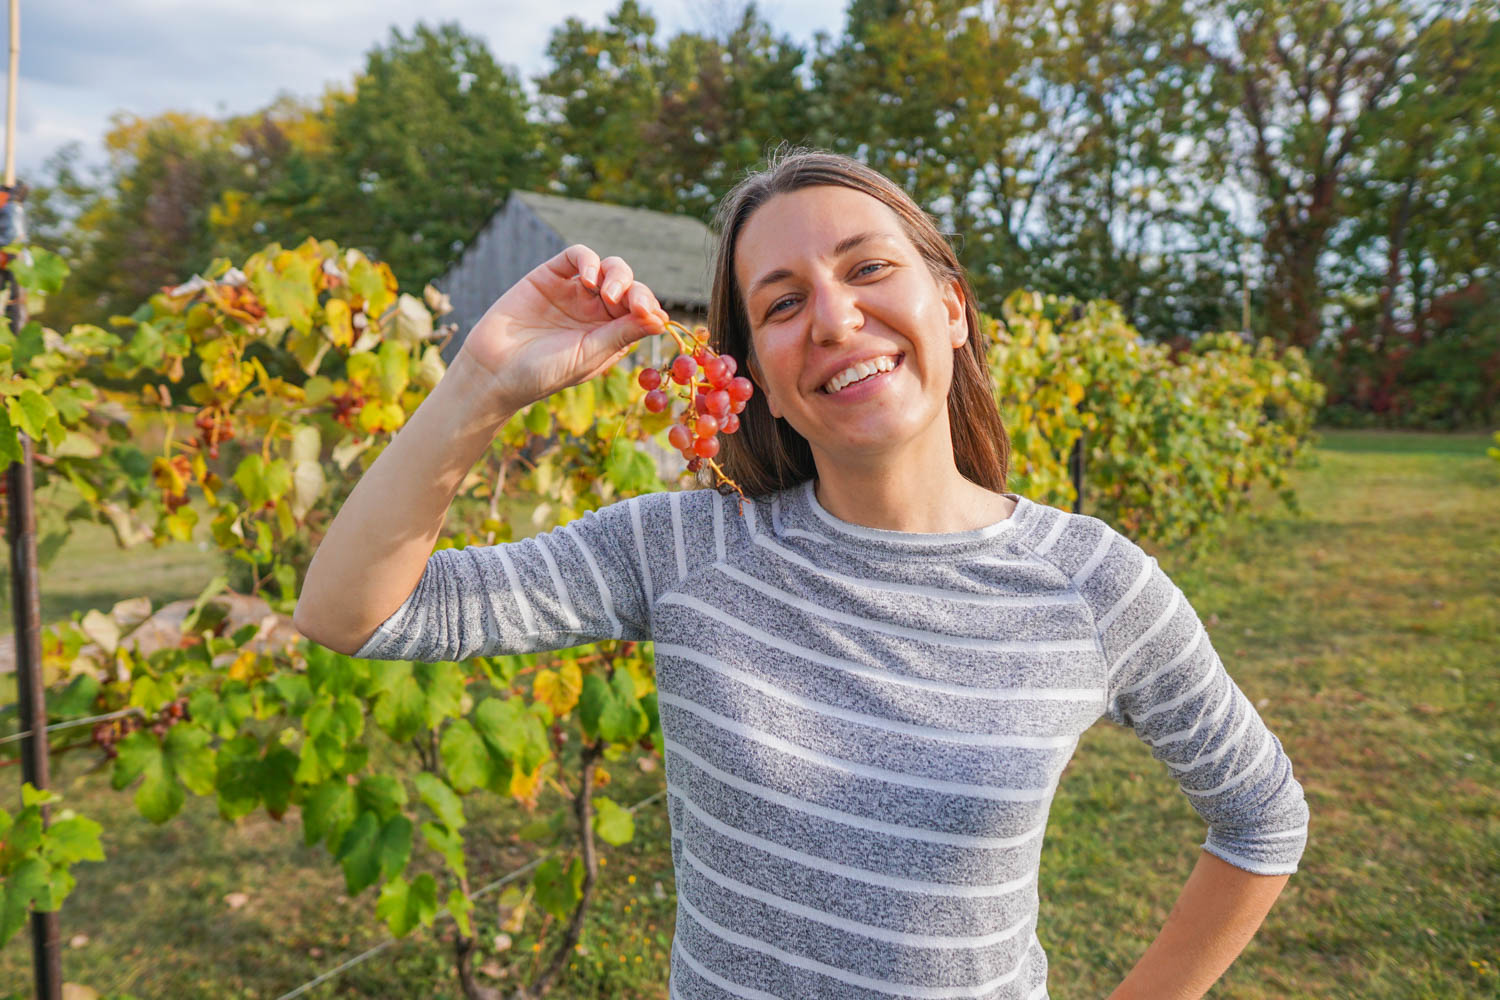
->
xmin=808 ymin=276 xmax=862 ymax=346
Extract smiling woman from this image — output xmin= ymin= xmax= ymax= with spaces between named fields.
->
xmin=705 ymin=152 xmax=1013 ymax=530
xmin=298 ymin=146 xmax=1309 ymax=1000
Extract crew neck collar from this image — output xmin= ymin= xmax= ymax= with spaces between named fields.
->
xmin=780 ymin=478 xmax=1030 ymax=556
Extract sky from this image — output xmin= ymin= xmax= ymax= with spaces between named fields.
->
xmin=9 ymin=0 xmax=848 ymax=179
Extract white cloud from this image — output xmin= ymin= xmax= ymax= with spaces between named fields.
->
xmin=7 ymin=0 xmax=844 ymax=177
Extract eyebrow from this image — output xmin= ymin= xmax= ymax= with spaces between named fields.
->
xmin=746 ymin=230 xmax=901 ymax=301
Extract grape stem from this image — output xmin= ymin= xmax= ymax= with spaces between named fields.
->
xmin=661 ymin=320 xmax=695 ymax=355
xmin=703 ymin=457 xmax=747 ymax=511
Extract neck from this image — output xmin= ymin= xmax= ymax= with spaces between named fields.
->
xmin=808 ymin=444 xmax=1013 ymax=534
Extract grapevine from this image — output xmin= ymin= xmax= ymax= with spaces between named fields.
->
xmin=637 ymin=319 xmax=754 ymax=504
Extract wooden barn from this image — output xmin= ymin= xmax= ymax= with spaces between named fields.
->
xmin=435 ymin=190 xmax=716 ymax=369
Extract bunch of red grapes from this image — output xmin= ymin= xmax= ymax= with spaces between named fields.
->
xmin=193 ymin=406 xmax=236 ymax=460
xmin=91 ymin=698 xmax=191 ymax=761
xmin=636 ymin=322 xmax=754 ymax=497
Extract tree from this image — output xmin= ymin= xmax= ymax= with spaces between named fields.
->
xmin=318 ymin=22 xmax=546 ymax=290
xmin=533 ymin=0 xmax=815 ymax=219
xmin=1328 ymin=5 xmax=1500 ymax=341
xmin=1185 ymin=0 xmax=1467 ymax=350
xmin=535 ymin=0 xmax=667 ymax=207
xmin=810 ymin=0 xmax=1051 ymax=308
xmin=28 ymin=100 xmax=336 ymax=330
xmin=1029 ymin=0 xmax=1248 ymax=343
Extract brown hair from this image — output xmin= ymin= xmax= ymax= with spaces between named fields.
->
xmin=702 ymin=144 xmax=1010 ymax=498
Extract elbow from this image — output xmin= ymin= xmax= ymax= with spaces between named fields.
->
xmin=291 ymin=602 xmax=363 ymax=658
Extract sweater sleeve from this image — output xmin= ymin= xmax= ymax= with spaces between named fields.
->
xmin=351 ymin=494 xmax=656 ymax=662
xmin=1083 ymin=524 xmax=1309 ymax=876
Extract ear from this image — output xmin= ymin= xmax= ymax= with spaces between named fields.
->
xmin=943 ymin=277 xmax=968 ymax=350
xmin=745 ymin=350 xmax=783 ymax=419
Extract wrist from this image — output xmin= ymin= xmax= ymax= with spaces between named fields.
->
xmin=449 ymin=342 xmax=528 ymax=420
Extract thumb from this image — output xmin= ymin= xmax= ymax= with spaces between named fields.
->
xmin=580 ymin=308 xmax=666 ymax=368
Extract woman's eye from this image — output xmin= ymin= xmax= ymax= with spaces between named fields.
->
xmin=765 ymin=264 xmax=885 ymax=318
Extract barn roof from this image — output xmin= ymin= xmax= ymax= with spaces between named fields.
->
xmin=513 ymin=190 xmax=715 ymax=309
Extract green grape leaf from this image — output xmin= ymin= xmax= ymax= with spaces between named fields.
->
xmin=302 ymin=781 xmax=359 ymax=849
xmin=533 ymin=856 xmax=584 ymax=921
xmin=416 ymin=662 xmax=465 ymax=729
xmin=39 ymin=815 xmax=104 ymax=867
xmin=591 ymin=796 xmax=635 ymax=846
xmin=438 ymin=719 xmax=493 ymax=794
xmin=412 ymin=771 xmax=465 ymax=832
xmin=471 ymin=696 xmax=549 ymax=772
xmin=48 ymin=674 xmax=100 ymax=719
xmin=111 ymin=730 xmax=158 ymax=791
xmin=336 ymin=811 xmax=383 ymax=895
xmin=165 ymin=724 xmax=216 ymax=796
xmin=378 ymin=815 xmax=414 ymax=882
xmin=355 ymin=775 xmax=408 ymax=821
xmin=420 ymin=822 xmax=468 ymax=883
xmin=6 ymin=389 xmax=53 ymax=440
xmin=0 ymin=857 xmax=48 ymax=946
xmin=447 ymin=888 xmax=474 ymax=938
xmin=577 ymin=673 xmax=612 ymax=741
xmin=136 ymin=750 xmax=185 ymax=824
xmin=375 ymin=872 xmax=437 ymax=937
xmin=370 ymin=661 xmax=425 ymax=742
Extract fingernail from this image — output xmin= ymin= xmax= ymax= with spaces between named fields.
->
xmin=603 ymin=281 xmax=622 ymax=301
xmin=582 ymin=267 xmax=599 ymax=287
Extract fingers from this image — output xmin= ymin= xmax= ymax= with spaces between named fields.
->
xmin=626 ymin=284 xmax=669 ymax=332
xmin=595 ymin=256 xmax=635 ymax=315
xmin=559 ymin=244 xmax=602 ymax=289
xmin=558 ymin=245 xmax=668 ymax=330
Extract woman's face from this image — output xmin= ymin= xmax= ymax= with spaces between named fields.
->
xmin=736 ymin=185 xmax=968 ymax=470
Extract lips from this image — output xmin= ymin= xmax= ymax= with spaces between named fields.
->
xmin=818 ymin=353 xmax=904 ymax=394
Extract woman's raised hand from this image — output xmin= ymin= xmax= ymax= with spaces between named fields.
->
xmin=457 ymin=244 xmax=669 ymax=409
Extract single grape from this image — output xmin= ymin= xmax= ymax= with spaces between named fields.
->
xmin=644 ymin=389 xmax=669 ymax=412
xmin=686 ymin=457 xmax=703 ymax=472
xmin=638 ymin=367 xmax=662 ymax=391
xmin=696 ymin=414 xmax=721 ymax=438
xmin=706 ymin=390 xmax=731 ymax=416
xmin=671 ymin=355 xmax=697 ymax=384
xmin=722 ymin=354 xmax=738 ymax=375
xmin=703 ymin=357 xmax=729 ymax=385
xmin=728 ymin=376 xmax=754 ymax=401
xmin=668 ymin=424 xmax=692 ymax=450
xmin=729 ymin=398 xmax=746 ymax=414
xmin=693 ymin=393 xmax=711 ymax=415
xmin=722 ymin=412 xmax=741 ymax=434
xmin=692 ymin=435 xmax=720 ymax=458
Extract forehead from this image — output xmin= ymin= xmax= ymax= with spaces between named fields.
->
xmin=735 ymin=186 xmax=910 ymax=291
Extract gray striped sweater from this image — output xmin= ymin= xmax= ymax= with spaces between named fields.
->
xmin=354 ymin=480 xmax=1309 ymax=1000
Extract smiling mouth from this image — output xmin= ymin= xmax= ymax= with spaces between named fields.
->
xmin=819 ymin=354 xmax=904 ymax=394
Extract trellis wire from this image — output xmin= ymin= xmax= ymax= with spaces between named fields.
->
xmin=274 ymin=787 xmax=668 ymax=1000
xmin=0 ymin=706 xmax=143 ymax=747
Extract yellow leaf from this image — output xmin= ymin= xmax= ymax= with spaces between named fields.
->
xmin=533 ymin=660 xmax=582 ymax=717
xmin=228 ymin=649 xmax=258 ymax=681
xmin=324 ymin=298 xmax=354 ymax=348
xmin=509 ymin=762 xmax=545 ymax=807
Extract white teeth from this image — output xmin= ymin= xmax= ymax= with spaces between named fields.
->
xmin=823 ymin=355 xmax=898 ymax=394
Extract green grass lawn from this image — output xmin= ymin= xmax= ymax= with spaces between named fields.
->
xmin=2 ymin=428 xmax=1497 ymax=998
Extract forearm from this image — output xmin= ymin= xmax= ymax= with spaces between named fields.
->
xmin=1105 ymin=849 xmax=1291 ymax=1000
xmin=294 ymin=347 xmax=521 ymax=654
